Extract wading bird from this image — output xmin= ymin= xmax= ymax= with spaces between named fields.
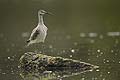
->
xmin=26 ymin=10 xmax=51 ymax=46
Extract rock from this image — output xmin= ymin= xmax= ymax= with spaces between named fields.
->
xmin=19 ymin=52 xmax=99 ymax=80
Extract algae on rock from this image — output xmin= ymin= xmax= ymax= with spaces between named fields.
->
xmin=19 ymin=52 xmax=99 ymax=80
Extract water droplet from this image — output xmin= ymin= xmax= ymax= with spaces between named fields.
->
xmin=96 ymin=55 xmax=99 ymax=58
xmin=100 ymin=52 xmax=104 ymax=55
xmin=106 ymin=60 xmax=110 ymax=63
xmin=102 ymin=78 xmax=106 ymax=80
xmin=100 ymin=74 xmax=103 ymax=77
xmin=88 ymin=58 xmax=90 ymax=61
xmin=115 ymin=53 xmax=118 ymax=56
xmin=80 ymin=33 xmax=86 ymax=37
xmin=88 ymin=53 xmax=91 ymax=55
xmin=62 ymin=50 xmax=66 ymax=53
xmin=66 ymin=35 xmax=71 ymax=39
xmin=74 ymin=42 xmax=78 ymax=46
xmin=88 ymin=33 xmax=97 ymax=37
xmin=118 ymin=61 xmax=120 ymax=64
xmin=112 ymin=60 xmax=115 ymax=62
xmin=111 ymin=50 xmax=114 ymax=53
xmin=90 ymin=39 xmax=95 ymax=43
xmin=99 ymin=35 xmax=104 ymax=39
xmin=81 ymin=78 xmax=85 ymax=80
xmin=96 ymin=69 xmax=100 ymax=72
xmin=71 ymin=49 xmax=75 ymax=53
xmin=103 ymin=59 xmax=106 ymax=63
xmin=115 ymin=39 xmax=119 ymax=44
xmin=11 ymin=70 xmax=14 ymax=73
xmin=7 ymin=57 xmax=11 ymax=60
xmin=6 ymin=48 xmax=10 ymax=52
xmin=92 ymin=77 xmax=98 ymax=80
xmin=107 ymin=71 xmax=110 ymax=74
xmin=57 ymin=75 xmax=60 ymax=78
xmin=11 ymin=43 xmax=15 ymax=47
xmin=49 ymin=45 xmax=53 ymax=49
xmin=97 ymin=49 xmax=101 ymax=52
xmin=69 ymin=55 xmax=72 ymax=58
xmin=21 ymin=32 xmax=29 ymax=38
xmin=89 ymin=69 xmax=93 ymax=72
xmin=107 ymin=32 xmax=120 ymax=36
xmin=2 ymin=73 xmax=6 ymax=74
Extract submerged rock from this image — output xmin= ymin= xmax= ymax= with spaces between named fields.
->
xmin=19 ymin=52 xmax=99 ymax=80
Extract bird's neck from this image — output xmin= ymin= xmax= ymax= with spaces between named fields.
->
xmin=38 ymin=14 xmax=44 ymax=25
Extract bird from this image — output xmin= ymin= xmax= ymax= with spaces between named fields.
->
xmin=26 ymin=10 xmax=51 ymax=46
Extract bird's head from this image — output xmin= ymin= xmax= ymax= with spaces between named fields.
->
xmin=38 ymin=9 xmax=53 ymax=15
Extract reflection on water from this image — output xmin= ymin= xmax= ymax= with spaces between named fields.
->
xmin=20 ymin=70 xmax=93 ymax=80
xmin=20 ymin=71 xmax=56 ymax=80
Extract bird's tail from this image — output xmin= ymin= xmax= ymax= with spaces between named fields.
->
xmin=26 ymin=39 xmax=30 ymax=43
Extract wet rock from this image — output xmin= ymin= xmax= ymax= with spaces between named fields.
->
xmin=19 ymin=52 xmax=99 ymax=80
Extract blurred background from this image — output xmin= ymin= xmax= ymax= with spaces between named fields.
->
xmin=0 ymin=0 xmax=120 ymax=80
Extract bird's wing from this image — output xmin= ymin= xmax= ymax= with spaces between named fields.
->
xmin=30 ymin=29 xmax=40 ymax=41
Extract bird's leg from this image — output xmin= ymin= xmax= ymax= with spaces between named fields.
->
xmin=39 ymin=42 xmax=45 ymax=54
xmin=34 ymin=44 xmax=39 ymax=53
xmin=34 ymin=43 xmax=44 ymax=54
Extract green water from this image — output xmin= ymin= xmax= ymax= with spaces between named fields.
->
xmin=0 ymin=0 xmax=120 ymax=80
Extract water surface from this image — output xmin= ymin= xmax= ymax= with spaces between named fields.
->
xmin=0 ymin=0 xmax=120 ymax=80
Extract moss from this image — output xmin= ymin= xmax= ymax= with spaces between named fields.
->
xmin=19 ymin=52 xmax=99 ymax=80
xmin=20 ymin=52 xmax=98 ymax=72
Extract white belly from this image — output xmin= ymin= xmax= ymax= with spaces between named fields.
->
xmin=36 ymin=31 xmax=47 ymax=43
xmin=36 ymin=26 xmax=48 ymax=43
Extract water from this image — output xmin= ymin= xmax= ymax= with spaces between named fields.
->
xmin=0 ymin=0 xmax=120 ymax=80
